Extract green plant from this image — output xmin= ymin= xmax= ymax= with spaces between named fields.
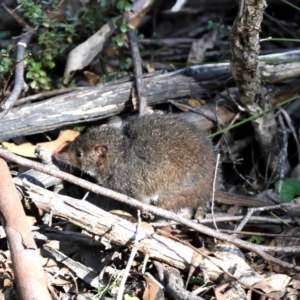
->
xmin=25 ymin=58 xmax=51 ymax=90
xmin=73 ymin=125 xmax=86 ymax=132
xmin=119 ymin=57 xmax=133 ymax=70
xmin=111 ymin=0 xmax=132 ymax=47
xmin=87 ymin=277 xmax=121 ymax=300
xmin=247 ymin=235 xmax=266 ymax=244
xmin=209 ymin=95 xmax=300 ymax=138
xmin=275 ymin=178 xmax=300 ymax=202
xmin=16 ymin=0 xmax=78 ymax=89
xmin=207 ymin=21 xmax=232 ymax=39
xmin=101 ymin=71 xmax=123 ymax=82
xmin=78 ymin=0 xmax=110 ymax=32
xmin=109 ymin=0 xmax=134 ymax=70
xmin=124 ymin=295 xmax=140 ymax=300
xmin=19 ymin=0 xmax=77 ymax=70
xmin=0 ymin=46 xmax=14 ymax=74
xmin=188 ymin=276 xmax=205 ymax=285
xmin=13 ymin=0 xmax=141 ymax=89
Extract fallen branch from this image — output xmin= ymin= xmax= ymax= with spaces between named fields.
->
xmin=0 ymin=148 xmax=299 ymax=271
xmin=1 ymin=50 xmax=300 ymax=140
xmin=0 ymin=158 xmax=51 ymax=299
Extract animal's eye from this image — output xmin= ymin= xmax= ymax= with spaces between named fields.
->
xmin=76 ymin=151 xmax=84 ymax=158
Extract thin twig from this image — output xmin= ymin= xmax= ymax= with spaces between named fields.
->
xmin=234 ymin=204 xmax=283 ymax=233
xmin=0 ymin=31 xmax=35 ymax=119
xmin=277 ymin=113 xmax=288 ymax=193
xmin=117 ymin=210 xmax=142 ymax=300
xmin=211 ymin=153 xmax=220 ymax=231
xmin=0 ymin=149 xmax=299 ymax=271
xmin=2 ymin=4 xmax=33 ymax=31
xmin=127 ymin=13 xmax=147 ymax=116
xmin=15 ymin=87 xmax=84 ymax=106
xmin=152 ymin=215 xmax=295 ymax=227
xmin=277 ymin=108 xmax=300 ymax=164
xmin=159 ymin=229 xmax=268 ymax=297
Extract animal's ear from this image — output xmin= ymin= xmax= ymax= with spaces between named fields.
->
xmin=93 ymin=145 xmax=108 ymax=165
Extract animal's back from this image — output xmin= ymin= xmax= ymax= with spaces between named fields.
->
xmin=122 ymin=114 xmax=216 ymax=210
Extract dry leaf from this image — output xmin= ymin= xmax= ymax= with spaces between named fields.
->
xmin=51 ymin=276 xmax=72 ymax=286
xmin=3 ymin=278 xmax=13 ymax=288
xmin=140 ymin=222 xmax=154 ymax=234
xmin=291 ymin=274 xmax=300 ymax=289
xmin=146 ymin=64 xmax=155 ymax=73
xmin=252 ymin=274 xmax=291 ymax=294
xmin=109 ymin=210 xmax=137 ymax=223
xmin=63 ymin=21 xmax=116 ymax=84
xmin=188 ymin=30 xmax=218 ymax=63
xmin=202 ymin=243 xmax=263 ymax=286
xmin=1 ymin=130 xmax=80 ymax=158
xmin=186 ymin=251 xmax=203 ymax=287
xmin=187 ymin=98 xmax=206 ymax=108
xmin=131 ymin=87 xmax=138 ymax=110
xmin=143 ymin=274 xmax=164 ymax=300
xmin=26 ymin=216 xmax=38 ymax=227
xmin=269 ymin=227 xmax=300 ymax=273
xmin=83 ymin=71 xmax=103 ymax=86
xmin=214 ymin=283 xmax=230 ymax=300
xmin=130 ymin=0 xmax=156 ymax=28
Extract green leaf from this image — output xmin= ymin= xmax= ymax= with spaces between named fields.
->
xmin=26 ymin=71 xmax=34 ymax=79
xmin=111 ymin=16 xmax=121 ymax=23
xmin=115 ymin=36 xmax=124 ymax=47
xmin=116 ymin=0 xmax=124 ymax=9
xmin=37 ymin=77 xmax=47 ymax=83
xmin=42 ymin=20 xmax=51 ymax=28
xmin=127 ymin=23 xmax=134 ymax=29
xmin=73 ymin=125 xmax=86 ymax=132
xmin=188 ymin=276 xmax=205 ymax=285
xmin=247 ymin=235 xmax=266 ymax=244
xmin=123 ymin=2 xmax=131 ymax=11
xmin=275 ymin=178 xmax=300 ymax=202
xmin=31 ymin=61 xmax=41 ymax=69
xmin=124 ymin=295 xmax=139 ymax=300
xmin=48 ymin=31 xmax=56 ymax=38
xmin=44 ymin=53 xmax=53 ymax=61
xmin=47 ymin=61 xmax=56 ymax=69
xmin=38 ymin=33 xmax=46 ymax=42
xmin=30 ymin=80 xmax=37 ymax=89
xmin=120 ymin=24 xmax=127 ymax=33
xmin=38 ymin=70 xmax=47 ymax=77
xmin=34 ymin=6 xmax=43 ymax=15
xmin=123 ymin=57 xmax=132 ymax=69
xmin=26 ymin=2 xmax=35 ymax=7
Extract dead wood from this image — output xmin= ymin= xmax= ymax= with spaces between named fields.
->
xmin=19 ymin=179 xmax=195 ymax=271
xmin=160 ymin=0 xmax=283 ymax=13
xmin=0 ymin=149 xmax=297 ymax=271
xmin=0 ymin=50 xmax=300 ymax=141
xmin=127 ymin=14 xmax=147 ymax=116
xmin=230 ymin=0 xmax=283 ymax=175
xmin=0 ymin=159 xmax=51 ymax=300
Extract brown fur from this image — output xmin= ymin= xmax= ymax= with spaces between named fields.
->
xmin=53 ymin=114 xmax=271 ymax=218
